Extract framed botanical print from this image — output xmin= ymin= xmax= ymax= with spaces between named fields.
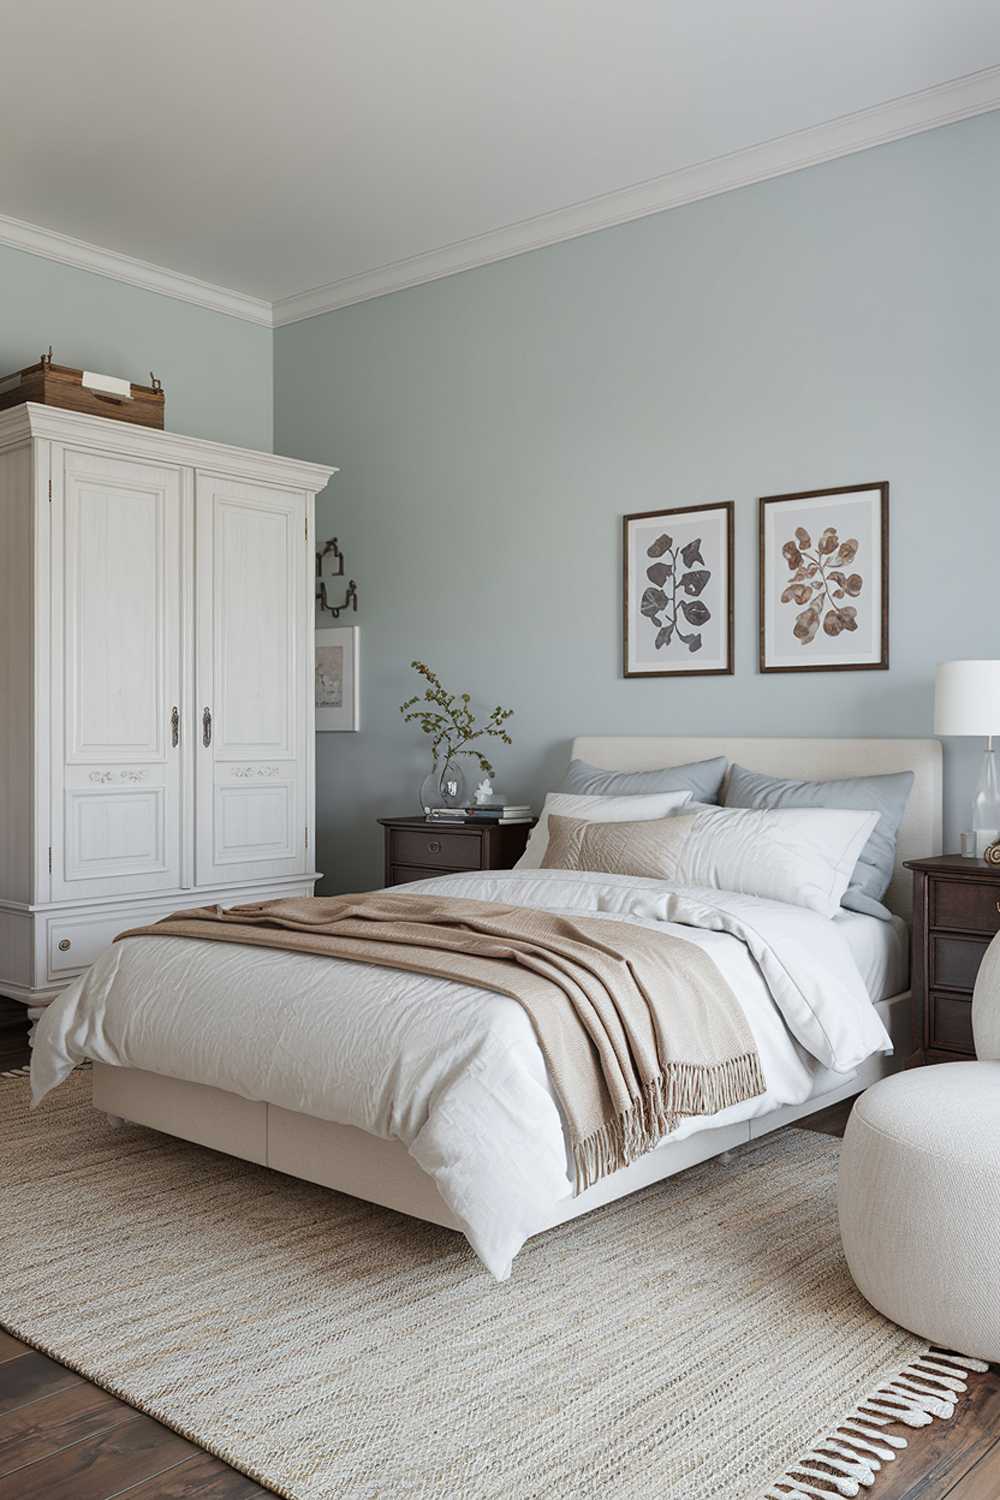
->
xmin=315 ymin=625 xmax=360 ymax=731
xmin=759 ymin=482 xmax=888 ymax=673
xmin=623 ymin=502 xmax=734 ymax=677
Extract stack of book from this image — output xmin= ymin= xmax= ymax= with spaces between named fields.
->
xmin=425 ymin=804 xmax=533 ymax=825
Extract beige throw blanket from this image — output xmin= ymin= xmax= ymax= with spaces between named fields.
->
xmin=117 ymin=893 xmax=766 ymax=1191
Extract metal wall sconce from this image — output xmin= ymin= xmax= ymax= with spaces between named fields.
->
xmin=316 ymin=536 xmax=359 ymax=618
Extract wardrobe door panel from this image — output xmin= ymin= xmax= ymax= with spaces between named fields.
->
xmin=195 ymin=474 xmax=309 ymax=885
xmin=51 ymin=447 xmax=186 ymax=900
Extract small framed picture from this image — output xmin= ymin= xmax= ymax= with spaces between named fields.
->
xmin=623 ymin=502 xmax=734 ymax=677
xmin=315 ymin=626 xmax=360 ymax=731
xmin=759 ymin=482 xmax=888 ymax=673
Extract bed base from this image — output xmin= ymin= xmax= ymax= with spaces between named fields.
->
xmin=91 ymin=990 xmax=911 ymax=1239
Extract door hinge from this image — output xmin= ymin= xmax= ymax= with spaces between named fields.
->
xmin=48 ymin=479 xmax=52 ymax=503
xmin=305 ymin=515 xmax=309 ymax=542
xmin=305 ymin=826 xmax=309 ymax=850
xmin=48 ymin=846 xmax=52 ymax=873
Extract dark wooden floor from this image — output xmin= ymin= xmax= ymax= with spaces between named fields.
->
xmin=1 ymin=999 xmax=998 ymax=1499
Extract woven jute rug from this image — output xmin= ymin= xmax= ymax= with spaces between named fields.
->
xmin=0 ymin=1071 xmax=979 ymax=1499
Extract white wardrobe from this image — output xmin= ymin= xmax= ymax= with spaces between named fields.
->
xmin=0 ymin=403 xmax=335 ymax=1008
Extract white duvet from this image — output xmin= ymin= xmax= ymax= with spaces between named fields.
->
xmin=31 ymin=869 xmax=891 ymax=1279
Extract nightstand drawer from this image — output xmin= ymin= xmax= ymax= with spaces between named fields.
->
xmin=930 ymin=933 xmax=991 ymax=993
xmin=929 ymin=992 xmax=975 ymax=1055
xmin=390 ymin=828 xmax=482 ymax=871
xmin=931 ymin=880 xmax=1000 ymax=934
xmin=388 ymin=863 xmax=465 ymax=887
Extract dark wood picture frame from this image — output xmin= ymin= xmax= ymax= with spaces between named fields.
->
xmin=623 ymin=501 xmax=735 ymax=679
xmin=758 ymin=482 xmax=889 ymax=674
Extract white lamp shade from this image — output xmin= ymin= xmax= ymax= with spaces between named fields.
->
xmin=934 ymin=660 xmax=1000 ymax=737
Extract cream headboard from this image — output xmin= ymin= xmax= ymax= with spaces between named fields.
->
xmin=570 ymin=736 xmax=942 ymax=919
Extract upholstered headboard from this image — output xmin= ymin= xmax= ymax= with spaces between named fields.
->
xmin=570 ymin=737 xmax=943 ymax=919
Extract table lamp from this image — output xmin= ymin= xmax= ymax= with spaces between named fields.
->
xmin=934 ymin=660 xmax=1000 ymax=856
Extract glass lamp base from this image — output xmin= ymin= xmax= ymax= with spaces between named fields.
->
xmin=972 ymin=745 xmax=1000 ymax=854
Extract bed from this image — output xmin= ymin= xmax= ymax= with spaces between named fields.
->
xmin=30 ymin=735 xmax=941 ymax=1280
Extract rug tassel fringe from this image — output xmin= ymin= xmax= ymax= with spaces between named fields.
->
xmin=763 ymin=1349 xmax=986 ymax=1499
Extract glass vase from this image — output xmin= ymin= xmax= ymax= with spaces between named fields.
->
xmin=419 ymin=759 xmax=467 ymax=814
xmin=973 ymin=742 xmax=1000 ymax=854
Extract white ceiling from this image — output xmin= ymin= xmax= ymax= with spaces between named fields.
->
xmin=2 ymin=1 xmax=999 ymax=323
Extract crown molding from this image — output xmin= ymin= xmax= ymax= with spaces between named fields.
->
xmin=3 ymin=67 xmax=998 ymax=331
xmin=272 ymin=65 xmax=1000 ymax=327
xmin=0 ymin=404 xmax=336 ymax=489
xmin=0 ymin=211 xmax=273 ymax=327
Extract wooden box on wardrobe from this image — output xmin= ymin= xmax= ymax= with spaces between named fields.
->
xmin=0 ymin=403 xmax=335 ymax=1010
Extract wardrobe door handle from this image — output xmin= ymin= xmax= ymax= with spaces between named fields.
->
xmin=202 ymin=707 xmax=213 ymax=748
xmin=170 ymin=706 xmax=180 ymax=747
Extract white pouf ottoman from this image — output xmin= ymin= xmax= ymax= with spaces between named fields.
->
xmin=838 ymin=1061 xmax=1000 ymax=1361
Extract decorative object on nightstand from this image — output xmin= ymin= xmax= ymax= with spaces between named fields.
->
xmin=379 ymin=815 xmax=534 ymax=886
xmin=904 ymin=854 xmax=1000 ymax=1062
xmin=400 ymin=661 xmax=514 ymax=813
xmin=934 ymin=659 xmax=1000 ymax=856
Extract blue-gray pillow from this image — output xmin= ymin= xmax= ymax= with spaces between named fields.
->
xmin=561 ymin=755 xmax=727 ymax=805
xmin=724 ymin=764 xmax=914 ymax=920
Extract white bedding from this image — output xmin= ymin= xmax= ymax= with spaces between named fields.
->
xmin=833 ymin=909 xmax=909 ymax=1003
xmin=31 ymin=869 xmax=892 ymax=1280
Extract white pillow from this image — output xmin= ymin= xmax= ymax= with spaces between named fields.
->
xmin=515 ymin=790 xmax=692 ymax=870
xmin=541 ymin=804 xmax=879 ymax=918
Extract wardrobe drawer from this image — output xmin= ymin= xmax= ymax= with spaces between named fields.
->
xmin=389 ymin=827 xmax=483 ymax=871
xmin=930 ymin=934 xmax=990 ymax=993
xmin=47 ymin=912 xmax=133 ymax=976
xmin=928 ymin=992 xmax=975 ymax=1055
xmin=931 ymin=880 xmax=1000 ymax=935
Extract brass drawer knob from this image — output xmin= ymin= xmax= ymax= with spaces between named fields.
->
xmin=427 ymin=840 xmax=442 ymax=855
xmin=58 ymin=938 xmax=72 ymax=952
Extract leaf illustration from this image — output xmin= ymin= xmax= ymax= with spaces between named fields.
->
xmin=680 ymin=598 xmax=710 ymax=626
xmin=836 ymin=538 xmax=859 ymax=564
xmin=782 ymin=541 xmax=803 ymax=570
xmin=646 ymin=562 xmax=672 ymax=586
xmin=646 ymin=534 xmax=673 ymax=558
xmin=680 ymin=538 xmax=704 ymax=568
xmin=679 ymin=569 xmax=710 ymax=596
xmin=781 ymin=583 xmax=812 ymax=605
xmin=823 ymin=606 xmax=859 ymax=637
xmin=640 ymin=587 xmax=668 ymax=622
xmin=655 ymin=624 xmax=674 ymax=649
xmin=686 ymin=633 xmax=702 ymax=653
xmin=844 ymin=573 xmax=863 ymax=596
xmin=793 ymin=605 xmax=820 ymax=644
xmin=818 ymin=527 xmax=839 ymax=555
xmin=795 ymin=526 xmax=812 ymax=548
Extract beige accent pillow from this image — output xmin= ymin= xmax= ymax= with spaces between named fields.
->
xmin=514 ymin=789 xmax=692 ymax=870
xmin=541 ymin=804 xmax=879 ymax=918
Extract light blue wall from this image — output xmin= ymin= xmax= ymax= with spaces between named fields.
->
xmin=0 ymin=246 xmax=273 ymax=449
xmin=277 ymin=111 xmax=999 ymax=893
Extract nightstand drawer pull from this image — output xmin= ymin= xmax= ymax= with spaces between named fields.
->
xmin=995 ymin=899 xmax=1000 ymax=914
xmin=427 ymin=839 xmax=442 ymax=855
xmin=58 ymin=938 xmax=71 ymax=952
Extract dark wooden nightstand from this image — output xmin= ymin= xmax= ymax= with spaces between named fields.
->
xmin=379 ymin=816 xmax=534 ymax=887
xmin=905 ymin=855 xmax=1000 ymax=1063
